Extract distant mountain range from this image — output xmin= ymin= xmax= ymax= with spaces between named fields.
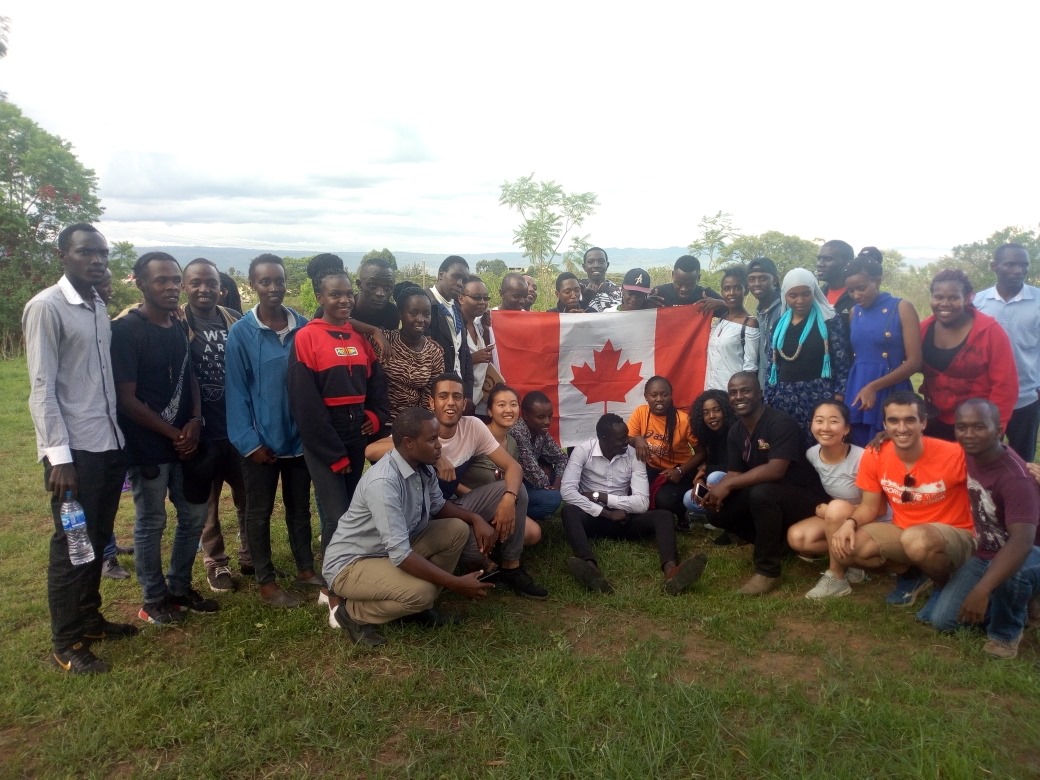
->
xmin=136 ymin=245 xmax=939 ymax=275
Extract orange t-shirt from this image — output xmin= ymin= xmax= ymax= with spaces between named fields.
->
xmin=626 ymin=405 xmax=698 ymax=471
xmin=825 ymin=286 xmax=845 ymax=305
xmin=855 ymin=436 xmax=973 ymax=531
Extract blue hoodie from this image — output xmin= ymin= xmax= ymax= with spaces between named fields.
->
xmin=226 ymin=305 xmax=308 ymax=458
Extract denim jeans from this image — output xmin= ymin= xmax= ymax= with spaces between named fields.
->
xmin=305 ymin=442 xmax=364 ymax=556
xmin=683 ymin=471 xmax=726 ymax=513
xmin=130 ymin=461 xmax=209 ymax=605
xmin=925 ymin=547 xmax=1040 ymax=642
xmin=200 ymin=438 xmax=250 ymax=570
xmin=44 ymin=449 xmax=126 ymax=652
xmin=524 ymin=484 xmax=561 ymax=521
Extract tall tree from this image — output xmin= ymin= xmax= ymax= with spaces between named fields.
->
xmin=475 ymin=258 xmax=507 ymax=275
xmin=499 ymin=173 xmax=598 ymax=269
xmin=927 ymin=225 xmax=1040 ymax=290
xmin=361 ymin=247 xmax=397 ymax=271
xmin=0 ymin=101 xmax=103 ymax=348
xmin=687 ymin=211 xmax=739 ymax=270
xmin=717 ymin=230 xmax=820 ymax=276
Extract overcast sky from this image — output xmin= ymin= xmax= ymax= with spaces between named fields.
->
xmin=4 ymin=2 xmax=1038 ymax=259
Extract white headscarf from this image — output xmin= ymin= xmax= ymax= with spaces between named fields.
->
xmin=778 ymin=268 xmax=835 ymax=320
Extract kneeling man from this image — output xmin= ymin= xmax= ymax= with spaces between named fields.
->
xmin=923 ymin=400 xmax=1040 ymax=659
xmin=561 ymin=413 xmax=707 ymax=594
xmin=322 ymin=407 xmax=493 ymax=646
xmin=831 ymin=392 xmax=975 ymax=607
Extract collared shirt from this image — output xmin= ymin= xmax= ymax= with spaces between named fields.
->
xmin=321 ymin=448 xmax=446 ymax=582
xmin=22 ymin=276 xmax=124 ymax=464
xmin=974 ymin=284 xmax=1040 ymax=408
xmin=560 ymin=437 xmax=649 ymax=517
xmin=428 ymin=286 xmax=463 ymax=375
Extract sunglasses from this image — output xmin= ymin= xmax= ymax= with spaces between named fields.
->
xmin=900 ymin=474 xmax=916 ymax=504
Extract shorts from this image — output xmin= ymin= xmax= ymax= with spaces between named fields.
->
xmin=861 ymin=522 xmax=976 ymax=568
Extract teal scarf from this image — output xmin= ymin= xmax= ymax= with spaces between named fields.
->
xmin=768 ymin=305 xmax=831 ymax=386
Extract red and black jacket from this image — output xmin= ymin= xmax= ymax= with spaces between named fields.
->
xmin=288 ymin=319 xmax=389 ymax=472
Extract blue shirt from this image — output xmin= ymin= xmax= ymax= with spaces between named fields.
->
xmin=974 ymin=285 xmax=1040 ymax=408
xmin=321 ymin=448 xmax=446 ymax=583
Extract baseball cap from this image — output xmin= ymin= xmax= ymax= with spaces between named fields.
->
xmin=622 ymin=268 xmax=652 ymax=293
xmin=747 ymin=257 xmax=779 ymax=278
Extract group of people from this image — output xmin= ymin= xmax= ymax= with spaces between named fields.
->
xmin=23 ymin=222 xmax=1040 ymax=672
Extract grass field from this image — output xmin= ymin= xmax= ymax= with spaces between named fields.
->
xmin=1 ymin=355 xmax=1039 ymax=779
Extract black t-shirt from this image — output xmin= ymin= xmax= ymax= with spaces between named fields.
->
xmin=188 ymin=310 xmax=230 ymax=441
xmin=353 ymin=301 xmax=401 ymax=330
xmin=725 ymin=406 xmax=824 ymax=493
xmin=111 ymin=310 xmax=193 ymax=466
xmin=653 ymin=283 xmax=723 ymax=307
xmin=776 ymin=317 xmax=827 ymax=383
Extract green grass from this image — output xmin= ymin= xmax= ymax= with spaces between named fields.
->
xmin=2 ymin=355 xmax=1039 ymax=779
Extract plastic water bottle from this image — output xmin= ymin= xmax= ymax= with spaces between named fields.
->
xmin=60 ymin=490 xmax=95 ymax=566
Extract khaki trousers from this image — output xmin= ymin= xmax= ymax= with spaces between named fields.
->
xmin=331 ymin=517 xmax=468 ymax=625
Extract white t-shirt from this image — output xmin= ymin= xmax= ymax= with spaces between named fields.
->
xmin=705 ymin=317 xmax=760 ymax=391
xmin=440 ymin=417 xmax=500 ymax=467
xmin=806 ymin=444 xmax=864 ymax=502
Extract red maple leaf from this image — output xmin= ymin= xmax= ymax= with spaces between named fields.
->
xmin=570 ymin=340 xmax=644 ymax=413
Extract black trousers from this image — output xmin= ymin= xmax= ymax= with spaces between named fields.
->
xmin=1007 ymin=398 xmax=1040 ymax=463
xmin=705 ymin=481 xmax=825 ymax=578
xmin=240 ymin=455 xmax=314 ymax=585
xmin=561 ymin=504 xmax=678 ymax=570
xmin=646 ymin=466 xmax=696 ymax=519
xmin=45 ymin=449 xmax=126 ymax=652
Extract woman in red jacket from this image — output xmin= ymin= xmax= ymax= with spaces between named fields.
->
xmin=289 ymin=256 xmax=389 ymax=617
xmin=919 ymin=268 xmax=1018 ymax=440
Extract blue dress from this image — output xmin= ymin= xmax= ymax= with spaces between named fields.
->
xmin=846 ymin=291 xmax=912 ymax=445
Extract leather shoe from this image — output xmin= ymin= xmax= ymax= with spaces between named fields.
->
xmin=566 ymin=557 xmax=613 ymax=593
xmin=259 ymin=586 xmax=302 ymax=608
xmin=738 ymin=573 xmax=780 ymax=595
xmin=664 ymin=552 xmax=707 ymax=595
xmin=333 ymin=603 xmax=387 ymax=647
xmin=401 ymin=608 xmax=462 ymax=628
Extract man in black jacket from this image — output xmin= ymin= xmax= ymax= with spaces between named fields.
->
xmin=426 ymin=256 xmax=474 ymax=410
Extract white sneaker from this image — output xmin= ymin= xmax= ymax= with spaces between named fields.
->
xmin=327 ymin=602 xmax=338 ymax=629
xmin=317 ymin=590 xmax=329 ymax=606
xmin=845 ymin=567 xmax=867 ymax=584
xmin=805 ymin=570 xmax=852 ymax=600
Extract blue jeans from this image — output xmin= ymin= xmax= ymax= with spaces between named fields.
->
xmin=926 ymin=547 xmax=1040 ymax=642
xmin=525 ymin=484 xmax=561 ymax=521
xmin=130 ymin=462 xmax=209 ymax=604
xmin=682 ymin=471 xmax=725 ymax=513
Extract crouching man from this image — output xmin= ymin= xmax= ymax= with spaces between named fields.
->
xmin=322 ymin=407 xmax=493 ymax=646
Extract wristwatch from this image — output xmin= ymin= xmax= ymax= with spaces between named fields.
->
xmin=592 ymin=491 xmax=600 ymax=502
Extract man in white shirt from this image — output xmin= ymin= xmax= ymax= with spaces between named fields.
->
xmin=973 ymin=243 xmax=1040 ymax=461
xmin=560 ymin=413 xmax=707 ymax=594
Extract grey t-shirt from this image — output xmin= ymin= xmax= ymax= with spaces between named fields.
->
xmin=806 ymin=444 xmax=864 ymax=503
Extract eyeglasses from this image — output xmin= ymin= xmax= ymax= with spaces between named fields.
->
xmin=900 ymin=473 xmax=916 ymax=504
xmin=463 ymin=294 xmax=490 ymax=302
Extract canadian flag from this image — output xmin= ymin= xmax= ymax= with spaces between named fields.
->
xmin=492 ymin=307 xmax=710 ymax=446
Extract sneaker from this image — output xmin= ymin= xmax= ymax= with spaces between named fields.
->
xmin=138 ymin=600 xmax=186 ymax=625
xmin=317 ymin=590 xmax=330 ymax=607
xmin=805 ymin=570 xmax=852 ymax=600
xmin=845 ymin=567 xmax=868 ymax=584
xmin=675 ymin=514 xmax=694 ymax=533
xmin=664 ymin=553 xmax=708 ymax=595
xmin=333 ymin=603 xmax=387 ymax=647
xmin=886 ymin=569 xmax=932 ymax=607
xmin=83 ymin=619 xmax=139 ymax=642
xmin=983 ymin=635 xmax=1021 ymax=660
xmin=114 ymin=543 xmax=134 ymax=555
xmin=101 ymin=557 xmax=131 ymax=580
xmin=712 ymin=531 xmax=734 ymax=546
xmin=495 ymin=565 xmax=549 ymax=599
xmin=169 ymin=588 xmax=220 ymax=614
xmin=400 ymin=608 xmax=463 ymax=628
xmin=52 ymin=642 xmax=108 ymax=674
xmin=796 ymin=553 xmax=827 ymax=563
xmin=207 ymin=566 xmax=236 ymax=593
xmin=566 ymin=557 xmax=613 ymax=594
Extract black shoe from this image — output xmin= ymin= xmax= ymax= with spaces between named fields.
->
xmin=240 ymin=564 xmax=255 ymax=576
xmin=401 ymin=608 xmax=462 ymax=628
xmin=52 ymin=642 xmax=109 ymax=674
xmin=496 ymin=565 xmax=549 ymax=599
xmin=333 ymin=603 xmax=387 ymax=647
xmin=83 ymin=619 xmax=140 ymax=642
xmin=675 ymin=514 xmax=694 ymax=533
xmin=664 ymin=552 xmax=708 ymax=595
xmin=169 ymin=588 xmax=220 ymax=614
xmin=138 ymin=600 xmax=186 ymax=625
xmin=566 ymin=557 xmax=614 ymax=593
xmin=114 ymin=544 xmax=135 ymax=555
xmin=712 ymin=532 xmax=734 ymax=546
